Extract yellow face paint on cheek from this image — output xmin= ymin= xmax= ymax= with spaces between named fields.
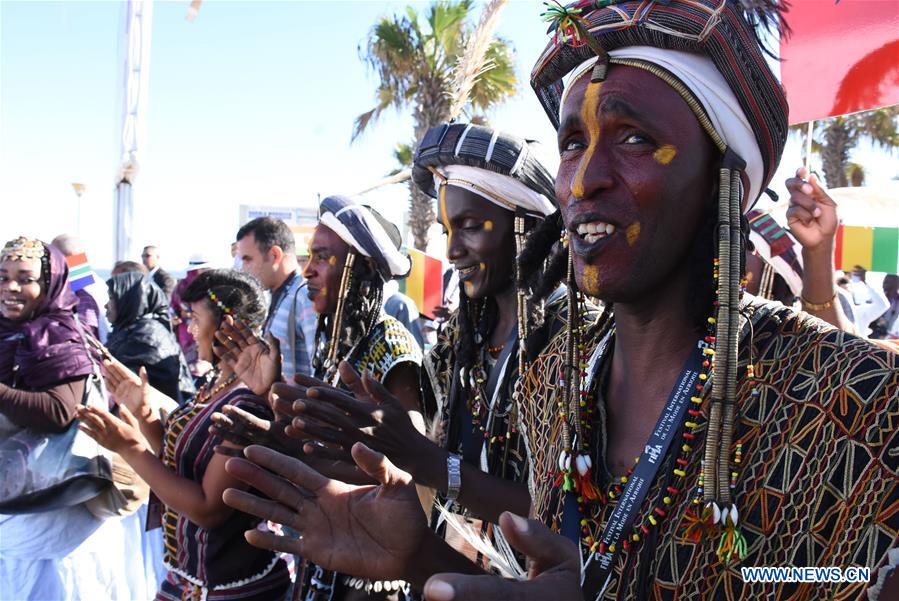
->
xmin=582 ymin=265 xmax=601 ymax=296
xmin=439 ymin=185 xmax=452 ymax=247
xmin=484 ymin=220 xmax=493 ymax=232
xmin=479 ymin=262 xmax=486 ymax=271
xmin=572 ymin=82 xmax=603 ymax=199
xmin=653 ymin=144 xmax=677 ymax=165
xmin=625 ymin=222 xmax=641 ymax=246
xmin=328 ymin=255 xmax=337 ymax=266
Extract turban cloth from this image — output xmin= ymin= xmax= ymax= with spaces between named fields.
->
xmin=318 ymin=195 xmax=412 ymax=281
xmin=413 ymin=122 xmax=557 ymax=218
xmin=531 ymin=0 xmax=789 ymax=208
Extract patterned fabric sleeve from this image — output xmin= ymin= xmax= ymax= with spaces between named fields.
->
xmin=352 ymin=316 xmax=423 ymax=383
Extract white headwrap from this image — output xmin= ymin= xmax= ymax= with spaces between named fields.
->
xmin=318 ymin=197 xmax=412 ymax=279
xmin=559 ymin=47 xmax=764 ymax=207
xmin=432 ymin=164 xmax=556 ymax=218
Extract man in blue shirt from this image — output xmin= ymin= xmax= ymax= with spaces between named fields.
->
xmin=235 ymin=217 xmax=316 ymax=380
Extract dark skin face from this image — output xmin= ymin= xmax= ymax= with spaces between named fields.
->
xmin=556 ymin=65 xmax=717 ymax=302
xmin=0 ymin=258 xmax=44 ymax=322
xmin=438 ymin=185 xmax=516 ymax=300
xmin=302 ymin=225 xmax=350 ymax=316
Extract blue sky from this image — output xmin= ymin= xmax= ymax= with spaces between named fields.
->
xmin=1 ymin=1 xmax=895 ymax=271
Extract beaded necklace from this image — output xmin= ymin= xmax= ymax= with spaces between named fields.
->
xmin=194 ymin=372 xmax=238 ymax=405
xmin=555 ymin=254 xmax=729 ymax=560
xmin=465 ymin=302 xmax=515 ymax=455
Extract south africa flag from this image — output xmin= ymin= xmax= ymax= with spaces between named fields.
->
xmin=65 ymin=253 xmax=97 ymax=292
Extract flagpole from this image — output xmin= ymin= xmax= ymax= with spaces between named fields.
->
xmin=805 ymin=120 xmax=814 ymax=171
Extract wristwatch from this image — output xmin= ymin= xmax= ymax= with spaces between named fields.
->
xmin=446 ymin=453 xmax=462 ymax=502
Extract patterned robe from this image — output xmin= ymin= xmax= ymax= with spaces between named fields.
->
xmin=155 ymin=384 xmax=290 ymax=601
xmin=520 ymin=297 xmax=898 ymax=600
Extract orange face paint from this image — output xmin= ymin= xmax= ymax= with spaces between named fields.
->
xmin=572 ymin=82 xmax=603 ymax=199
xmin=439 ymin=184 xmax=452 ymax=249
xmin=625 ymin=222 xmax=641 ymax=246
xmin=327 ymin=255 xmax=337 ymax=266
xmin=582 ymin=264 xmax=601 ymax=296
xmin=484 ymin=220 xmax=494 ymax=232
xmin=653 ymin=144 xmax=677 ymax=165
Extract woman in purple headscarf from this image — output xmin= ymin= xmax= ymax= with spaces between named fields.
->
xmin=0 ymin=236 xmax=160 ymax=600
xmin=0 ymin=236 xmax=94 ymax=430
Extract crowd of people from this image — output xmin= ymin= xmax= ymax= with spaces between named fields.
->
xmin=1 ymin=1 xmax=897 ymax=600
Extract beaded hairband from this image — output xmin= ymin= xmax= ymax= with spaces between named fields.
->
xmin=207 ymin=290 xmax=232 ymax=314
xmin=1 ymin=237 xmax=45 ymax=263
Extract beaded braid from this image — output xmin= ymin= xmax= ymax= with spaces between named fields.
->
xmin=312 ymin=250 xmax=386 ymax=383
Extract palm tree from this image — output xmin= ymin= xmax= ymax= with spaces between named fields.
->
xmin=792 ymin=107 xmax=899 ymax=188
xmin=354 ymin=0 xmax=516 ymax=249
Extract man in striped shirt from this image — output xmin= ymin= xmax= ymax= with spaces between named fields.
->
xmin=236 ymin=217 xmax=316 ymax=380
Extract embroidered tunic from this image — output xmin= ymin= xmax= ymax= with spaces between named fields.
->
xmin=520 ymin=298 xmax=899 ymax=600
xmin=154 ymin=385 xmax=290 ymax=601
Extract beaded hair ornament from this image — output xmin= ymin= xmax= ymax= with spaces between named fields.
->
xmin=2 ymin=237 xmax=50 ymax=291
xmin=1 ymin=237 xmax=45 ymax=263
xmin=207 ymin=290 xmax=232 ymax=315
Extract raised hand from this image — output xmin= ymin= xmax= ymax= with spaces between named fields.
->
xmin=785 ymin=167 xmax=838 ymax=253
xmin=101 ymin=358 xmax=151 ymax=418
xmin=214 ymin=316 xmax=281 ymax=396
xmin=209 ymin=404 xmax=299 ymax=457
xmin=292 ymin=361 xmax=429 ymax=473
xmin=222 ymin=443 xmax=428 ymax=581
xmin=423 ymin=513 xmax=583 ymax=601
xmin=76 ymin=404 xmax=147 ymax=457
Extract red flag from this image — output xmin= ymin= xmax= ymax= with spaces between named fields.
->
xmin=780 ymin=1 xmax=899 ymax=124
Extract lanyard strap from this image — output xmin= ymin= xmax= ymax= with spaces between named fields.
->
xmin=581 ymin=340 xmax=706 ymax=599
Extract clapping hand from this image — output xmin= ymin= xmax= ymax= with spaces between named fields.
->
xmin=209 ymin=405 xmax=299 ymax=457
xmin=291 ymin=362 xmax=428 ymax=474
xmin=77 ymin=404 xmax=147 ymax=457
xmin=222 ymin=443 xmax=427 ymax=581
xmin=214 ymin=316 xmax=281 ymax=396
xmin=101 ymin=358 xmax=152 ymax=419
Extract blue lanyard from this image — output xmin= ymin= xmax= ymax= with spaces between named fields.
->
xmin=582 ymin=339 xmax=707 ymax=599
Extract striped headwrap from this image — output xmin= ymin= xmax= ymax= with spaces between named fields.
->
xmin=318 ymin=195 xmax=411 ymax=281
xmin=533 ymin=0 xmax=789 ymax=207
xmin=413 ymin=122 xmax=557 ymax=217
xmin=747 ymin=207 xmax=803 ymax=298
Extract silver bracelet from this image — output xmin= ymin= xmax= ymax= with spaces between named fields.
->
xmin=446 ymin=452 xmax=462 ymax=502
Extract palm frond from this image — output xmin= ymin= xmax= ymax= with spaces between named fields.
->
xmin=467 ymin=38 xmax=517 ymax=112
xmin=447 ymin=0 xmax=510 ymax=121
xmin=352 ymin=108 xmax=379 ymax=142
xmin=393 ymin=142 xmax=414 ymax=168
xmin=355 ymin=169 xmax=412 ymax=195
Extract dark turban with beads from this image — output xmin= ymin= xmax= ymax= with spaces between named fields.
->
xmin=532 ymin=0 xmax=789 ymax=208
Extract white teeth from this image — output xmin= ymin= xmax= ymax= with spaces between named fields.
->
xmin=576 ymin=221 xmax=615 ymax=240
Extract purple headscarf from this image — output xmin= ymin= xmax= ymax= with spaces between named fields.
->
xmin=0 ymin=241 xmax=94 ymax=389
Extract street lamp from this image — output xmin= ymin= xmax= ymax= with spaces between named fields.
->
xmin=71 ymin=183 xmax=86 ymax=237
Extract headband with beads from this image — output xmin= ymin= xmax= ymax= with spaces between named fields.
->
xmin=207 ymin=290 xmax=232 ymax=315
xmin=1 ymin=237 xmax=45 ymax=263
